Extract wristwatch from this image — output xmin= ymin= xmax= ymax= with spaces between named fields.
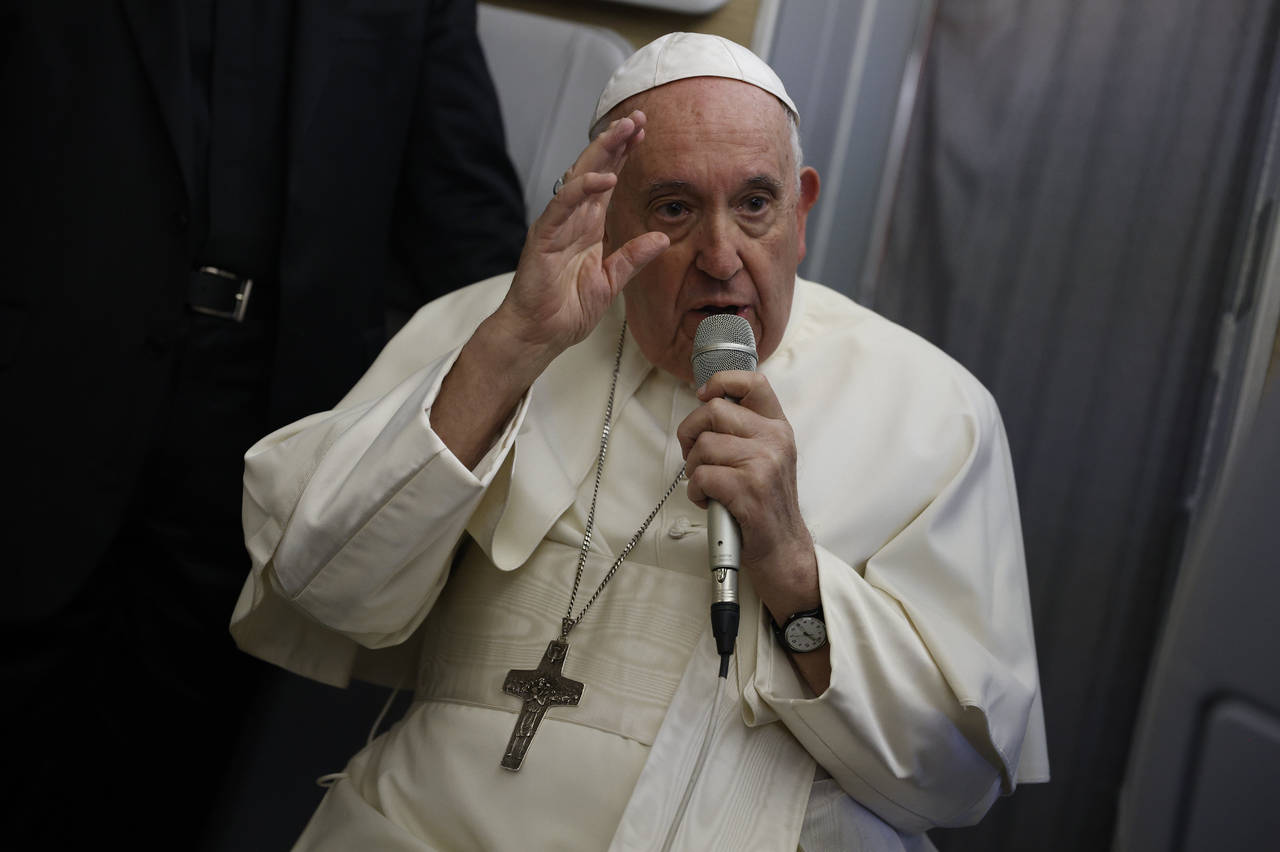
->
xmin=771 ymin=607 xmax=827 ymax=653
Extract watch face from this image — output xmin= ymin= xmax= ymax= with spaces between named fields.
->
xmin=784 ymin=616 xmax=827 ymax=652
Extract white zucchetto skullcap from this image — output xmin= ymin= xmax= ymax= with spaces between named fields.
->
xmin=589 ymin=32 xmax=798 ymax=138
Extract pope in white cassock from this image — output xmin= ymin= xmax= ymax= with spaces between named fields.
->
xmin=230 ymin=32 xmax=1049 ymax=852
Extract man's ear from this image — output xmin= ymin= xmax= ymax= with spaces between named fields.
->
xmin=795 ymin=167 xmax=820 ymax=263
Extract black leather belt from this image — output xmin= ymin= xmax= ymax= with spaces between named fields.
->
xmin=189 ymin=266 xmax=253 ymax=322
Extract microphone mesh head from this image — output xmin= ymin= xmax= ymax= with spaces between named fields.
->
xmin=691 ymin=314 xmax=758 ymax=386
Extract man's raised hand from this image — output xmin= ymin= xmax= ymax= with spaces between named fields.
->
xmin=430 ymin=112 xmax=667 ymax=470
xmin=493 ymin=111 xmax=669 ymax=363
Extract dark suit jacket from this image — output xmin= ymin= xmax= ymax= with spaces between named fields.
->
xmin=0 ymin=0 xmax=526 ymax=621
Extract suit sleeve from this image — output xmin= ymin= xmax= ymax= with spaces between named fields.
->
xmin=386 ymin=0 xmax=525 ymax=324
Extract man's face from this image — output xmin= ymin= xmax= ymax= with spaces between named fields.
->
xmin=604 ymin=77 xmax=820 ymax=384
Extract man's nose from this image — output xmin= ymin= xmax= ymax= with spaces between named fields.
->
xmin=693 ymin=212 xmax=743 ymax=281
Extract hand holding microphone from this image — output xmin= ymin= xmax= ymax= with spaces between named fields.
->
xmin=684 ymin=313 xmax=820 ymax=680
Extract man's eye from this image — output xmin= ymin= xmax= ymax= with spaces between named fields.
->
xmin=742 ymin=195 xmax=770 ymax=213
xmin=655 ymin=201 xmax=688 ymax=218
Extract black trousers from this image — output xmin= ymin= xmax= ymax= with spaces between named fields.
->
xmin=5 ymin=302 xmax=278 ymax=848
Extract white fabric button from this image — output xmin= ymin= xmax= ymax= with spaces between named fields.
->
xmin=668 ymin=517 xmax=701 ymax=539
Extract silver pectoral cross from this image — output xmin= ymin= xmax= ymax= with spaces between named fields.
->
xmin=500 ymin=639 xmax=584 ymax=771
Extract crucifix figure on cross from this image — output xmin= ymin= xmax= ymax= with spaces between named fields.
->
xmin=500 ymin=638 xmax=585 ymax=770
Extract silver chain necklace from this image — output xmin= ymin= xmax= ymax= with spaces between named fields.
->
xmin=499 ymin=320 xmax=687 ymax=771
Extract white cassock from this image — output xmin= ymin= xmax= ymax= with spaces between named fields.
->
xmin=230 ymin=273 xmax=1050 ymax=851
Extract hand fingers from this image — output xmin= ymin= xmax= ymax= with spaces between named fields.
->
xmin=572 ymin=111 xmax=646 ymax=177
xmin=684 ymin=432 xmax=756 ymax=508
xmin=682 ymin=434 xmax=783 ymax=515
xmin=678 ymin=397 xmax=748 ymax=459
xmin=679 ymin=405 xmax=798 ymax=528
xmin=685 ymin=461 xmax=741 ymax=510
xmin=548 ymin=113 xmax=645 ymax=203
xmin=696 ymin=371 xmax=786 ymax=418
xmin=602 ymin=231 xmax=669 ymax=294
xmin=677 ymin=375 xmax=787 ymax=457
xmin=680 ymin=402 xmax=795 ymax=466
xmin=532 ymin=113 xmax=646 ymax=252
xmin=538 ymin=171 xmax=618 ymax=232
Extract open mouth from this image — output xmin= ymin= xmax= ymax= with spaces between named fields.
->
xmin=694 ymin=305 xmax=746 ymax=317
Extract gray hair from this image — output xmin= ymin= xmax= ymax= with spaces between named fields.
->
xmin=785 ymin=108 xmax=804 ymax=197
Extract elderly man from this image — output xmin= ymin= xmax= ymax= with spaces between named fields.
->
xmin=231 ymin=33 xmax=1048 ymax=851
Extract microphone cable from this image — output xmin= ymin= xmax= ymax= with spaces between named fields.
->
xmin=659 ymin=673 xmax=728 ymax=852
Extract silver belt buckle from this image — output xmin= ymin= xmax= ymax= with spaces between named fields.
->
xmin=191 ymin=266 xmax=253 ymax=323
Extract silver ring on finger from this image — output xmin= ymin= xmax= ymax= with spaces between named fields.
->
xmin=552 ymin=170 xmax=571 ymax=196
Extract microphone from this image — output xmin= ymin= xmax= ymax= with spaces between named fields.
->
xmin=691 ymin=314 xmax=758 ymax=678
